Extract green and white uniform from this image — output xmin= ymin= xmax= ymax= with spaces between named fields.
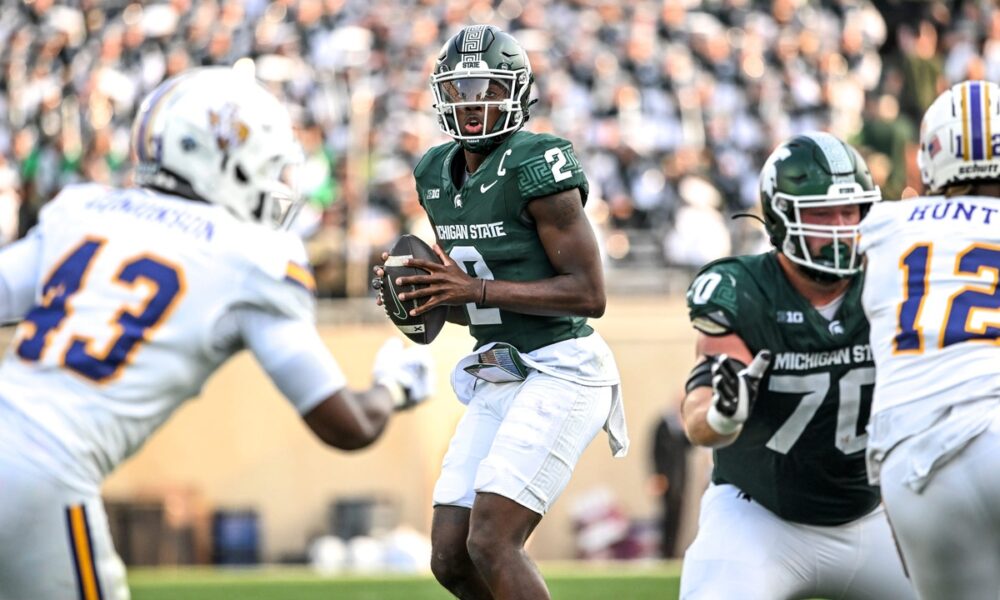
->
xmin=680 ymin=252 xmax=914 ymax=600
xmin=416 ymin=132 xmax=626 ymax=515
xmin=689 ymin=253 xmax=876 ymax=525
xmin=415 ymin=130 xmax=592 ymax=352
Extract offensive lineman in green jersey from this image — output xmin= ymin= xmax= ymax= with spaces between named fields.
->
xmin=373 ymin=25 xmax=626 ymax=600
xmin=679 ymin=133 xmax=915 ymax=599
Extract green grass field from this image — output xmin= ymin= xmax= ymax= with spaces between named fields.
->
xmin=129 ymin=562 xmax=682 ymax=600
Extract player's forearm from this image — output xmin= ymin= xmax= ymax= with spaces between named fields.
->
xmin=480 ymin=275 xmax=606 ymax=318
xmin=682 ymin=387 xmax=740 ymax=448
xmin=304 ymin=389 xmax=393 ymax=451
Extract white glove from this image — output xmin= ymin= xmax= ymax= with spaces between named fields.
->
xmin=706 ymin=350 xmax=772 ymax=435
xmin=372 ymin=337 xmax=434 ymax=410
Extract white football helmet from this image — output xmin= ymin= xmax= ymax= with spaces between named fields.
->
xmin=130 ymin=67 xmax=303 ymax=227
xmin=918 ymin=80 xmax=1000 ymax=193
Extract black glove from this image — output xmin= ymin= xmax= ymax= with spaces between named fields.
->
xmin=706 ymin=350 xmax=772 ymax=435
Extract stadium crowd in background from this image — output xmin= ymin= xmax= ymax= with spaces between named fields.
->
xmin=0 ymin=0 xmax=997 ymax=295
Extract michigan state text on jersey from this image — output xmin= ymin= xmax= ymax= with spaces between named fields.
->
xmin=689 ymin=254 xmax=876 ymax=524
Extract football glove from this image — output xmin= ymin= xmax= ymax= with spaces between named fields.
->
xmin=372 ymin=337 xmax=434 ymax=410
xmin=706 ymin=350 xmax=772 ymax=435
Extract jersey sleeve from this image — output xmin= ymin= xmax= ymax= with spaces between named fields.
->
xmin=0 ymin=228 xmax=42 ymax=323
xmin=237 ymin=307 xmax=347 ymax=415
xmin=239 ymin=229 xmax=317 ymax=324
xmin=685 ymin=261 xmax=743 ymax=336
xmin=513 ymin=134 xmax=589 ymax=204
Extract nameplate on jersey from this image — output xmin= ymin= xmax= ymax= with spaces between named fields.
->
xmin=463 ymin=343 xmax=528 ymax=383
xmin=435 ymin=222 xmax=506 ymax=241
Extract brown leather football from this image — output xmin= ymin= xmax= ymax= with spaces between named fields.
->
xmin=383 ymin=234 xmax=448 ymax=344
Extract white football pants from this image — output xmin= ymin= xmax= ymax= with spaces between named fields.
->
xmin=879 ymin=412 xmax=1000 ymax=600
xmin=680 ymin=483 xmax=916 ymax=600
xmin=0 ymin=452 xmax=129 ymax=600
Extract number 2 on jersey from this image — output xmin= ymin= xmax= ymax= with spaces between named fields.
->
xmin=16 ymin=237 xmax=185 ymax=383
xmin=895 ymin=242 xmax=1000 ymax=353
xmin=448 ymin=245 xmax=502 ymax=325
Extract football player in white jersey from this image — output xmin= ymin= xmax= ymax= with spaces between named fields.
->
xmin=860 ymin=79 xmax=1000 ymax=599
xmin=0 ymin=67 xmax=433 ymax=600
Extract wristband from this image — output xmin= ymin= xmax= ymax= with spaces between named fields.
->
xmin=706 ymin=404 xmax=742 ymax=435
xmin=376 ymin=378 xmax=407 ymax=408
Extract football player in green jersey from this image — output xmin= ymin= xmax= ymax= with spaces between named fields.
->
xmin=373 ymin=25 xmax=626 ymax=600
xmin=679 ymin=132 xmax=915 ymax=599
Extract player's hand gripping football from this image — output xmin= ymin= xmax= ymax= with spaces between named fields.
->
xmin=706 ymin=350 xmax=772 ymax=435
xmin=372 ymin=255 xmax=390 ymax=317
xmin=371 ymin=337 xmax=435 ymax=410
xmin=392 ymin=244 xmax=479 ymax=316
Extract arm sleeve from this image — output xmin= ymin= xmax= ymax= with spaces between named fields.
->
xmin=0 ymin=230 xmax=42 ymax=323
xmin=237 ymin=307 xmax=348 ymax=415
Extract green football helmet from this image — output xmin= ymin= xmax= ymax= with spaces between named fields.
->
xmin=759 ymin=132 xmax=881 ymax=280
xmin=430 ymin=25 xmax=533 ymax=154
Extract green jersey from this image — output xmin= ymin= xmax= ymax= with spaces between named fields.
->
xmin=686 ymin=252 xmax=878 ymax=526
xmin=414 ymin=131 xmax=592 ymax=352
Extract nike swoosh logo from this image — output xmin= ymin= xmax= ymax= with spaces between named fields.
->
xmin=385 ymin=277 xmax=408 ymax=320
xmin=480 ymin=181 xmax=498 ymax=193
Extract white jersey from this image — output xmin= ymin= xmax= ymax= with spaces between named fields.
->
xmin=0 ymin=184 xmax=345 ymax=493
xmin=860 ymin=194 xmax=1000 ymax=417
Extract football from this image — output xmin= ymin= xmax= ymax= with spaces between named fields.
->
xmin=382 ymin=234 xmax=448 ymax=344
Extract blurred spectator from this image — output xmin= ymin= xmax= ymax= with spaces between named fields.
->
xmin=0 ymin=0 xmax=996 ymax=289
xmin=649 ymin=407 xmax=691 ymax=559
xmin=663 ymin=175 xmax=731 ymax=270
xmin=852 ymin=93 xmax=915 ymax=200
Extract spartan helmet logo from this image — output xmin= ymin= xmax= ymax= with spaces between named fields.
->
xmin=209 ymin=104 xmax=250 ymax=152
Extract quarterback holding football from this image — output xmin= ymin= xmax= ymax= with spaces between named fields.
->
xmin=374 ymin=25 xmax=627 ymax=600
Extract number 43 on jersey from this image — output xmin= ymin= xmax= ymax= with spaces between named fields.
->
xmin=16 ymin=237 xmax=185 ymax=383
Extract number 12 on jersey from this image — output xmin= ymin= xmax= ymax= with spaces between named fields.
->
xmin=894 ymin=242 xmax=1000 ymax=353
xmin=16 ymin=237 xmax=185 ymax=383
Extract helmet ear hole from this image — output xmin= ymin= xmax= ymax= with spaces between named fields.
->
xmin=235 ymin=165 xmax=250 ymax=184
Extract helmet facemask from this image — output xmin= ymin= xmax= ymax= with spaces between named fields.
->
xmin=431 ymin=69 xmax=530 ymax=154
xmin=248 ymin=155 xmax=305 ymax=230
xmin=770 ymin=183 xmax=881 ymax=279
